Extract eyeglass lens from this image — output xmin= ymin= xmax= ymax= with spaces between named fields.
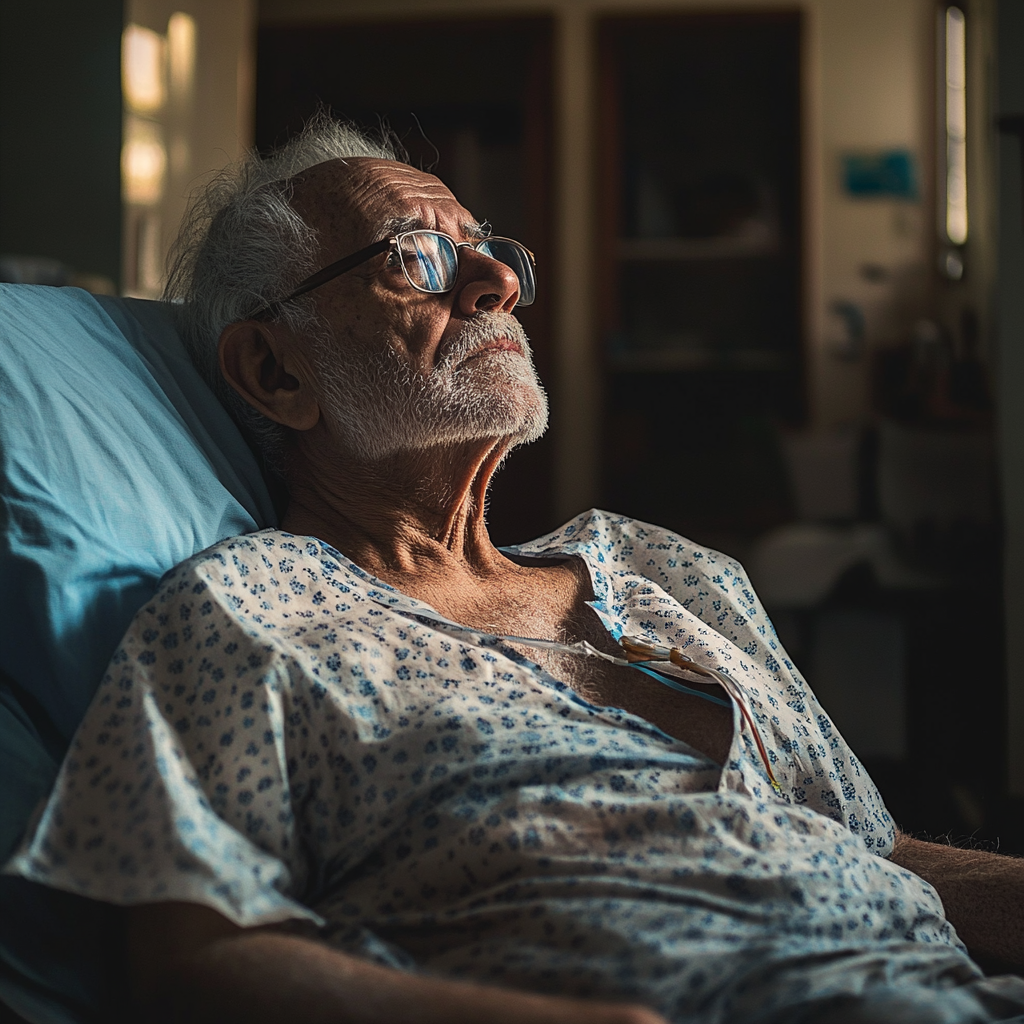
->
xmin=477 ymin=238 xmax=536 ymax=306
xmin=396 ymin=231 xmax=535 ymax=306
xmin=398 ymin=232 xmax=458 ymax=292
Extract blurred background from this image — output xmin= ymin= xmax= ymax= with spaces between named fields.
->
xmin=1 ymin=0 xmax=1023 ymax=848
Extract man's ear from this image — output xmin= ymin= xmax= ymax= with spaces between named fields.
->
xmin=218 ymin=320 xmax=320 ymax=431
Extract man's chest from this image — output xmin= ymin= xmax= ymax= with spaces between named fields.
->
xmin=397 ymin=557 xmax=735 ymax=768
xmin=512 ymin=599 xmax=735 ymax=767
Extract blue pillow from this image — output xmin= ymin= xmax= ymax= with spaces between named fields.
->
xmin=0 ymin=284 xmax=277 ymax=739
xmin=0 ymin=284 xmax=277 ymax=1023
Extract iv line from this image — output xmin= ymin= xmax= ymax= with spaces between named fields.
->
xmin=496 ymin=631 xmax=781 ymax=794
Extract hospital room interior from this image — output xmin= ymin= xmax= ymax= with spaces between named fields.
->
xmin=2 ymin=0 xmax=1024 ymax=866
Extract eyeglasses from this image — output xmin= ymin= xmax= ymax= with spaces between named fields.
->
xmin=253 ymin=229 xmax=536 ymax=320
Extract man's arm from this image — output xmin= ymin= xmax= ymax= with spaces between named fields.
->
xmin=890 ymin=829 xmax=1024 ymax=972
xmin=128 ymin=903 xmax=669 ymax=1024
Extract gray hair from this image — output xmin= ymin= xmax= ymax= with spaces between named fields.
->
xmin=163 ymin=112 xmax=399 ymax=471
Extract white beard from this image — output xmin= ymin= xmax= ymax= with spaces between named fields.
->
xmin=314 ymin=312 xmax=549 ymax=463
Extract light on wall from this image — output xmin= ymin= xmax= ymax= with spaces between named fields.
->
xmin=944 ymin=6 xmax=968 ymax=247
xmin=122 ymin=24 xmax=165 ymax=114
xmin=122 ymin=117 xmax=166 ymax=206
xmin=167 ymin=13 xmax=196 ymax=102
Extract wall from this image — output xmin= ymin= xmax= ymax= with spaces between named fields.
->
xmin=0 ymin=0 xmax=122 ymax=284
xmin=814 ymin=0 xmax=934 ymax=426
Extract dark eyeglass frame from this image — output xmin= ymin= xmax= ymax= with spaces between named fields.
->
xmin=252 ymin=229 xmax=536 ymax=320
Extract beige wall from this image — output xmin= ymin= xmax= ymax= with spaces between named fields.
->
xmin=814 ymin=0 xmax=935 ymax=427
xmin=122 ymin=0 xmax=255 ymax=297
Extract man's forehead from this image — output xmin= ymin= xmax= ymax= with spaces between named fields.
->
xmin=289 ymin=157 xmax=474 ymax=252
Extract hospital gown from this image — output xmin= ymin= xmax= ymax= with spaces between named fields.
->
xmin=5 ymin=510 xmax=993 ymax=1022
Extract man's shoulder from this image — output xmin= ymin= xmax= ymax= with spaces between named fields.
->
xmin=148 ymin=528 xmax=407 ymax=628
xmin=146 ymin=529 xmax=358 ymax=621
xmin=113 ymin=529 xmax=376 ymax=675
xmin=511 ymin=509 xmax=747 ymax=576
xmin=161 ymin=529 xmax=326 ymax=585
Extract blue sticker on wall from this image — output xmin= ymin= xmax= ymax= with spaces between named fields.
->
xmin=842 ymin=151 xmax=919 ymax=200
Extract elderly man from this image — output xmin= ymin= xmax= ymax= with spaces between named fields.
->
xmin=9 ymin=119 xmax=1024 ymax=1024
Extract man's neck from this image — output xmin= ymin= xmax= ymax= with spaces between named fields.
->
xmin=280 ymin=435 xmax=515 ymax=594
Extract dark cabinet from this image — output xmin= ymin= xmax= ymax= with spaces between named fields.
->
xmin=597 ymin=13 xmax=804 ymax=544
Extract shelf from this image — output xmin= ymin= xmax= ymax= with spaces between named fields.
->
xmin=608 ymin=348 xmax=790 ymax=372
xmin=617 ymin=229 xmax=779 ymax=262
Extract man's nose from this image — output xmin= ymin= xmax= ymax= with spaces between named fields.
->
xmin=453 ymin=247 xmax=520 ymax=314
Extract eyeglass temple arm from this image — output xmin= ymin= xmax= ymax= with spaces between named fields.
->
xmin=252 ymin=237 xmax=393 ymax=320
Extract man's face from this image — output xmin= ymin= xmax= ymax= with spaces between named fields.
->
xmin=287 ymin=158 xmax=548 ymax=462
